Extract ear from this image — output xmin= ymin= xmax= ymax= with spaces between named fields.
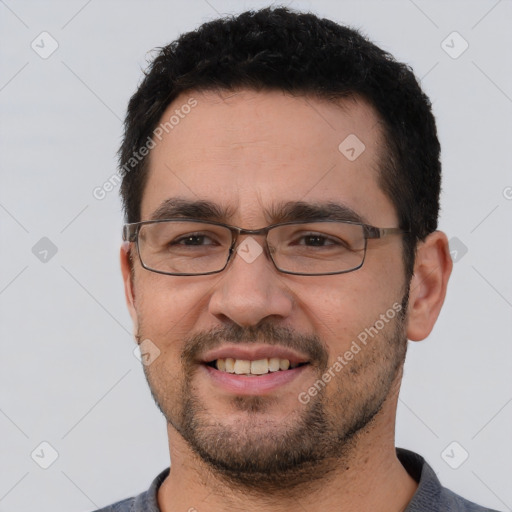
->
xmin=120 ymin=242 xmax=139 ymax=333
xmin=406 ymin=231 xmax=453 ymax=341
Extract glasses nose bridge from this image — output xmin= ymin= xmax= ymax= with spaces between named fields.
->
xmin=229 ymin=225 xmax=273 ymax=255
xmin=236 ymin=226 xmax=271 ymax=237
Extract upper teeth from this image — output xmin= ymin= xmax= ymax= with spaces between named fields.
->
xmin=215 ymin=358 xmax=298 ymax=375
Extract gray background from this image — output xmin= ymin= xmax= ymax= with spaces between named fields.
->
xmin=1 ymin=0 xmax=511 ymax=511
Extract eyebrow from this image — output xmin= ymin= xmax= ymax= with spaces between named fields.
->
xmin=268 ymin=201 xmax=368 ymax=225
xmin=148 ymin=198 xmax=368 ymax=225
xmin=149 ymin=198 xmax=235 ymax=221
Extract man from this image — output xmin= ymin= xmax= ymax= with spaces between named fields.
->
xmin=97 ymin=7 xmax=498 ymax=512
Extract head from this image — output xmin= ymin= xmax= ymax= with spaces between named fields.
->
xmin=119 ymin=7 xmax=452 ymax=492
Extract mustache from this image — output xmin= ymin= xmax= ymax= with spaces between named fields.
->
xmin=181 ymin=322 xmax=329 ymax=368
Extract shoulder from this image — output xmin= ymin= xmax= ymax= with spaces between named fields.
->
xmin=397 ymin=448 xmax=501 ymax=512
xmin=437 ymin=486 xmax=501 ymax=512
xmin=89 ymin=468 xmax=170 ymax=512
xmin=92 ymin=498 xmax=134 ymax=512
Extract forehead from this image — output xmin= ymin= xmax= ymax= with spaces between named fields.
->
xmin=142 ymin=89 xmax=396 ymax=226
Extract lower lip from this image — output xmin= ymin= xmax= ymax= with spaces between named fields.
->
xmin=201 ymin=364 xmax=309 ymax=395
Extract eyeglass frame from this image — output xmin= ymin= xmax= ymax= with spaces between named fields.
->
xmin=123 ymin=218 xmax=409 ymax=277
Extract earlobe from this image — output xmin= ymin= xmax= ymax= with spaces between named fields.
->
xmin=406 ymin=231 xmax=453 ymax=341
xmin=120 ymin=243 xmax=139 ymax=332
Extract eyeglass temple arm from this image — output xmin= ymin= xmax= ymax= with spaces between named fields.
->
xmin=122 ymin=224 xmax=138 ymax=242
xmin=364 ymin=226 xmax=409 ymax=239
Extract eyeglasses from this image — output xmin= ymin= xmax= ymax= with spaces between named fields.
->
xmin=123 ymin=218 xmax=408 ymax=277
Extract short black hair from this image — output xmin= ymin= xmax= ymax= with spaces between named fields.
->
xmin=119 ymin=6 xmax=441 ymax=279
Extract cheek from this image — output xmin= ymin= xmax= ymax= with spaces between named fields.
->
xmin=291 ymin=272 xmax=403 ymax=353
xmin=134 ymin=273 xmax=210 ymax=342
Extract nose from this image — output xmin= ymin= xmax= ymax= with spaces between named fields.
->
xmin=208 ymin=236 xmax=294 ymax=327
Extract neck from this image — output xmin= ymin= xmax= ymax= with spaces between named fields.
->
xmin=157 ymin=397 xmax=418 ymax=512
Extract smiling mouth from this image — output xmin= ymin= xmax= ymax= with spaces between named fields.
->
xmin=205 ymin=358 xmax=310 ymax=376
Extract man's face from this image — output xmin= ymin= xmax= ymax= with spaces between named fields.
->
xmin=124 ymin=89 xmax=410 ymax=489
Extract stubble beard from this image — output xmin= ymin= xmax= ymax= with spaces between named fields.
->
xmin=140 ymin=293 xmax=409 ymax=494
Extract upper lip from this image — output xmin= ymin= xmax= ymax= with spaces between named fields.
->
xmin=200 ymin=344 xmax=310 ymax=365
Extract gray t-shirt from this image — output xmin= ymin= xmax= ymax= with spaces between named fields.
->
xmin=92 ymin=448 xmax=500 ymax=511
